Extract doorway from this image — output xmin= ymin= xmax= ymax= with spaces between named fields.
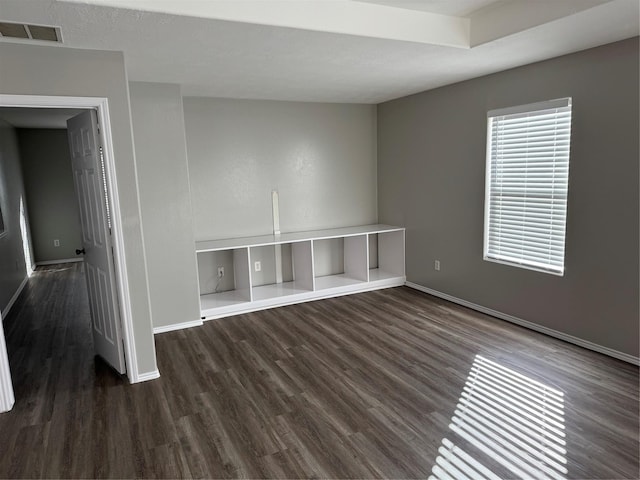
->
xmin=0 ymin=95 xmax=137 ymax=412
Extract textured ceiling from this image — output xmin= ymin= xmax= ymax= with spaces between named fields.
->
xmin=0 ymin=108 xmax=85 ymax=129
xmin=0 ymin=0 xmax=637 ymax=104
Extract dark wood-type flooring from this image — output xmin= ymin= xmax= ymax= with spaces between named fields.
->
xmin=0 ymin=263 xmax=638 ymax=478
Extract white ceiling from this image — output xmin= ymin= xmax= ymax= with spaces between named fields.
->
xmin=0 ymin=0 xmax=637 ymax=104
xmin=354 ymin=0 xmax=501 ymax=17
xmin=0 ymin=108 xmax=85 ymax=129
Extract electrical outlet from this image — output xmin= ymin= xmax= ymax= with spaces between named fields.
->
xmin=217 ymin=266 xmax=224 ymax=278
xmin=254 ymin=261 xmax=261 ymax=272
xmin=53 ymin=239 xmax=60 ymax=247
xmin=434 ymin=260 xmax=440 ymax=271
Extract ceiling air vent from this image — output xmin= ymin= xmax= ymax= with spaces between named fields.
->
xmin=0 ymin=22 xmax=62 ymax=42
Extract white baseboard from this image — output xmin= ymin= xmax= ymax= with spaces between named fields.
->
xmin=36 ymin=258 xmax=84 ymax=266
xmin=405 ymin=281 xmax=640 ymax=366
xmin=1 ymin=275 xmax=29 ymax=321
xmin=133 ymin=369 xmax=160 ymax=383
xmin=153 ymin=319 xmax=203 ymax=335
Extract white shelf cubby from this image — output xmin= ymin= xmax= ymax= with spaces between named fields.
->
xmin=195 ymin=224 xmax=405 ymax=320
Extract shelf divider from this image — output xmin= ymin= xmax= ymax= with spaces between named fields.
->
xmin=378 ymin=230 xmax=405 ymax=277
xmin=234 ymin=247 xmax=253 ymax=301
xmin=292 ymin=241 xmax=315 ymax=291
xmin=345 ymin=235 xmax=369 ymax=282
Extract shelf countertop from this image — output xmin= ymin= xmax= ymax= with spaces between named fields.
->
xmin=196 ymin=224 xmax=404 ymax=253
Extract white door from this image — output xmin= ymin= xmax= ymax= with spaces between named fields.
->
xmin=67 ymin=110 xmax=126 ymax=374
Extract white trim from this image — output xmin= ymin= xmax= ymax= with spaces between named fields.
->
xmin=405 ymin=282 xmax=640 ymax=366
xmin=153 ymin=319 xmax=203 ymax=334
xmin=135 ymin=369 xmax=160 ymax=383
xmin=483 ymin=255 xmax=564 ymax=277
xmin=1 ymin=275 xmax=28 ymax=321
xmin=96 ymin=97 xmax=141 ymax=384
xmin=487 ymin=97 xmax=571 ymax=117
xmin=0 ymin=94 xmax=108 ymax=109
xmin=0 ymin=311 xmax=15 ymax=413
xmin=35 ymin=257 xmax=84 ymax=266
xmin=0 ymin=94 xmax=142 ymax=384
xmin=121 ymin=77 xmax=159 ymax=384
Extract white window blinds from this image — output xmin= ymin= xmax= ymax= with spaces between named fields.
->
xmin=483 ymin=98 xmax=572 ymax=275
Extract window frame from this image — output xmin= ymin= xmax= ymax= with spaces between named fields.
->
xmin=483 ymin=97 xmax=572 ymax=276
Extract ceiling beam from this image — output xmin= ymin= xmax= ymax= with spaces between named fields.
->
xmin=61 ymin=0 xmax=471 ymax=48
xmin=470 ymin=0 xmax=612 ymax=46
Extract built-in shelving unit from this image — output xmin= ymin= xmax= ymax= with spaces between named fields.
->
xmin=196 ymin=224 xmax=405 ymax=320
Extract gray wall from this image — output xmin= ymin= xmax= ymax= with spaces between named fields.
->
xmin=378 ymin=37 xmax=639 ymax=357
xmin=17 ymin=129 xmax=83 ymax=263
xmin=184 ymin=98 xmax=377 ymax=241
xmin=0 ymin=43 xmax=157 ymax=376
xmin=129 ymin=82 xmax=201 ymax=329
xmin=0 ymin=120 xmax=29 ymax=316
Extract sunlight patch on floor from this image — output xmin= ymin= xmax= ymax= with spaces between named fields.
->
xmin=430 ymin=355 xmax=566 ymax=480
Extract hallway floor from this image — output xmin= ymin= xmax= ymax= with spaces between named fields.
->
xmin=0 ymin=263 xmax=638 ymax=478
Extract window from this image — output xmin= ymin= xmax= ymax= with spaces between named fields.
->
xmin=484 ymin=98 xmax=572 ymax=275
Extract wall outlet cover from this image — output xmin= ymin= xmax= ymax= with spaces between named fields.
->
xmin=254 ymin=261 xmax=261 ymax=272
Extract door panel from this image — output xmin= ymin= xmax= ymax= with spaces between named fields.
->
xmin=87 ymin=168 xmax=105 ymax=247
xmin=74 ymin=170 xmax=93 ymax=244
xmin=67 ymin=110 xmax=126 ymax=374
xmin=86 ymin=263 xmax=102 ymax=334
xmin=98 ymin=269 xmax=114 ymax=342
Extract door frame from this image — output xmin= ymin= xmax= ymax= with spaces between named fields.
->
xmin=0 ymin=94 xmax=139 ymax=398
xmin=0 ymin=310 xmax=14 ymax=413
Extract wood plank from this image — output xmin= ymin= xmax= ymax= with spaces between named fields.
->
xmin=0 ymin=263 xmax=637 ymax=478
